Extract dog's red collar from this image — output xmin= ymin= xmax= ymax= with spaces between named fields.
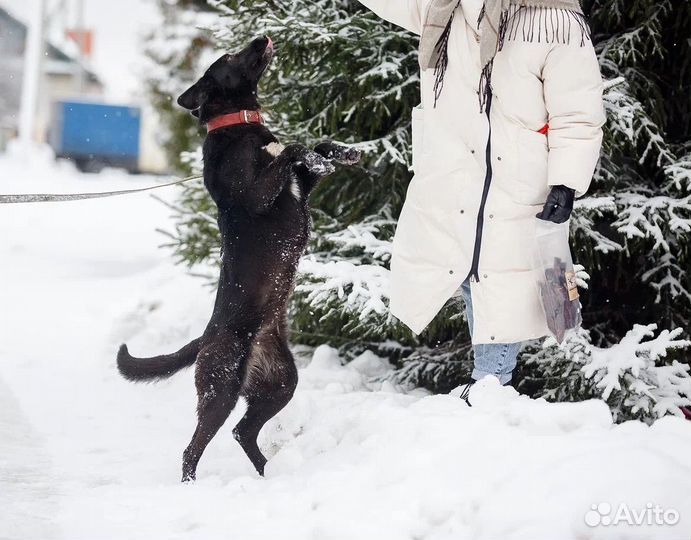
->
xmin=206 ymin=110 xmax=264 ymax=133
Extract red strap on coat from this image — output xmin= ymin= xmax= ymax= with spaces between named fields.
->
xmin=207 ymin=110 xmax=264 ymax=133
xmin=537 ymin=123 xmax=549 ymax=135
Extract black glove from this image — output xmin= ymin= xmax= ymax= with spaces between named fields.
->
xmin=536 ymin=185 xmax=575 ymax=224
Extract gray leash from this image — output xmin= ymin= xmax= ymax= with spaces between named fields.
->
xmin=0 ymin=174 xmax=202 ymax=204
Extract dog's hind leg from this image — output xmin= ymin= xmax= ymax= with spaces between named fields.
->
xmin=181 ymin=338 xmax=249 ymax=482
xmin=232 ymin=391 xmax=293 ymax=476
xmin=233 ymin=333 xmax=298 ymax=476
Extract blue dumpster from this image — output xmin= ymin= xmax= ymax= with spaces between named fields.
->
xmin=49 ymin=101 xmax=141 ymax=173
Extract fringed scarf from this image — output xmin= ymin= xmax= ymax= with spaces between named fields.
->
xmin=420 ymin=0 xmax=590 ymax=110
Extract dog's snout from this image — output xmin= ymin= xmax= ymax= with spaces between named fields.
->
xmin=252 ymin=35 xmax=273 ymax=54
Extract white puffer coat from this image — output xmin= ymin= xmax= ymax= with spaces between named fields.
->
xmin=359 ymin=0 xmax=605 ymax=343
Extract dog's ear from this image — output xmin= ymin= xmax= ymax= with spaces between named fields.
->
xmin=177 ymin=82 xmax=203 ymax=110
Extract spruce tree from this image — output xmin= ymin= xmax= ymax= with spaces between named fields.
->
xmin=146 ymin=0 xmax=691 ymax=421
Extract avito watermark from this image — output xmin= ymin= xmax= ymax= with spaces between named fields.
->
xmin=585 ymin=502 xmax=680 ymax=528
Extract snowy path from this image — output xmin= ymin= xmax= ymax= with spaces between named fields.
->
xmin=1 ymin=152 xmax=690 ymax=540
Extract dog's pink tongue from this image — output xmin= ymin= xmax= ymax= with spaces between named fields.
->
xmin=266 ymin=36 xmax=273 ymax=50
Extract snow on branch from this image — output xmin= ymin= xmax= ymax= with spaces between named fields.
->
xmin=583 ymin=324 xmax=691 ymax=419
xmin=296 ymin=256 xmax=391 ymax=321
xmin=640 ymin=252 xmax=691 ymax=304
xmin=664 ymin=152 xmax=691 ymax=191
xmin=530 ymin=324 xmax=691 ymax=422
xmin=597 ymin=1 xmax=669 ymax=67
xmin=602 ymin=75 xmax=675 ymax=168
xmin=325 ymin=220 xmax=394 ymax=262
xmin=614 ymin=192 xmax=691 ymax=250
xmin=572 ymin=196 xmax=622 ymax=254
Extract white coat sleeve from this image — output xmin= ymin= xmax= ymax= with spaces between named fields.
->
xmin=357 ymin=0 xmax=423 ymax=35
xmin=542 ymin=30 xmax=606 ymax=197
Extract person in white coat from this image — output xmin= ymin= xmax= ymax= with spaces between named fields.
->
xmin=356 ymin=0 xmax=605 ymax=392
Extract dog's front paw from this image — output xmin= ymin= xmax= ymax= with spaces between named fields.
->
xmin=297 ymin=151 xmax=336 ymax=177
xmin=314 ymin=142 xmax=362 ymax=165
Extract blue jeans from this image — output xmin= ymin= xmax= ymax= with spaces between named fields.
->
xmin=460 ymin=279 xmax=522 ymax=385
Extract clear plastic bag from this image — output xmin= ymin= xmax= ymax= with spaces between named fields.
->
xmin=534 ymin=220 xmax=582 ymax=343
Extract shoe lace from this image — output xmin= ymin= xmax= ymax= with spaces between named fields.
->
xmin=459 ymin=382 xmax=474 ymax=405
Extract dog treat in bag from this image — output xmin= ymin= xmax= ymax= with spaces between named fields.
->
xmin=534 ymin=220 xmax=582 ymax=343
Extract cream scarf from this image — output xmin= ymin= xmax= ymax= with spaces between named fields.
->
xmin=421 ymin=0 xmax=588 ymax=108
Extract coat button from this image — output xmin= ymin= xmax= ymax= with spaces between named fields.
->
xmin=460 ymin=209 xmax=465 ymax=214
xmin=470 ymin=149 xmax=475 ymax=154
xmin=489 ymin=214 xmax=494 ymax=219
xmin=490 ymin=336 xmax=495 ymax=341
xmin=483 ymin=274 xmax=488 ymax=278
xmin=449 ymin=270 xmax=454 ymax=274
xmin=497 ymin=156 xmax=502 ymax=161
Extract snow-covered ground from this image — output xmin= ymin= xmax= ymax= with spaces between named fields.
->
xmin=1 ymin=149 xmax=690 ymax=540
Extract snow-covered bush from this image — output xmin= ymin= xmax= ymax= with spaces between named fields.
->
xmin=524 ymin=325 xmax=691 ymax=423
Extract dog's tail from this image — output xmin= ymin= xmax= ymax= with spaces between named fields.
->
xmin=116 ymin=337 xmax=203 ymax=382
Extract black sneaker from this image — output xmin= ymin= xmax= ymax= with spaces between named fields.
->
xmin=459 ymin=377 xmax=513 ymax=406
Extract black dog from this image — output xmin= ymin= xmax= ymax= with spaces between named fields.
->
xmin=117 ymin=36 xmax=360 ymax=481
